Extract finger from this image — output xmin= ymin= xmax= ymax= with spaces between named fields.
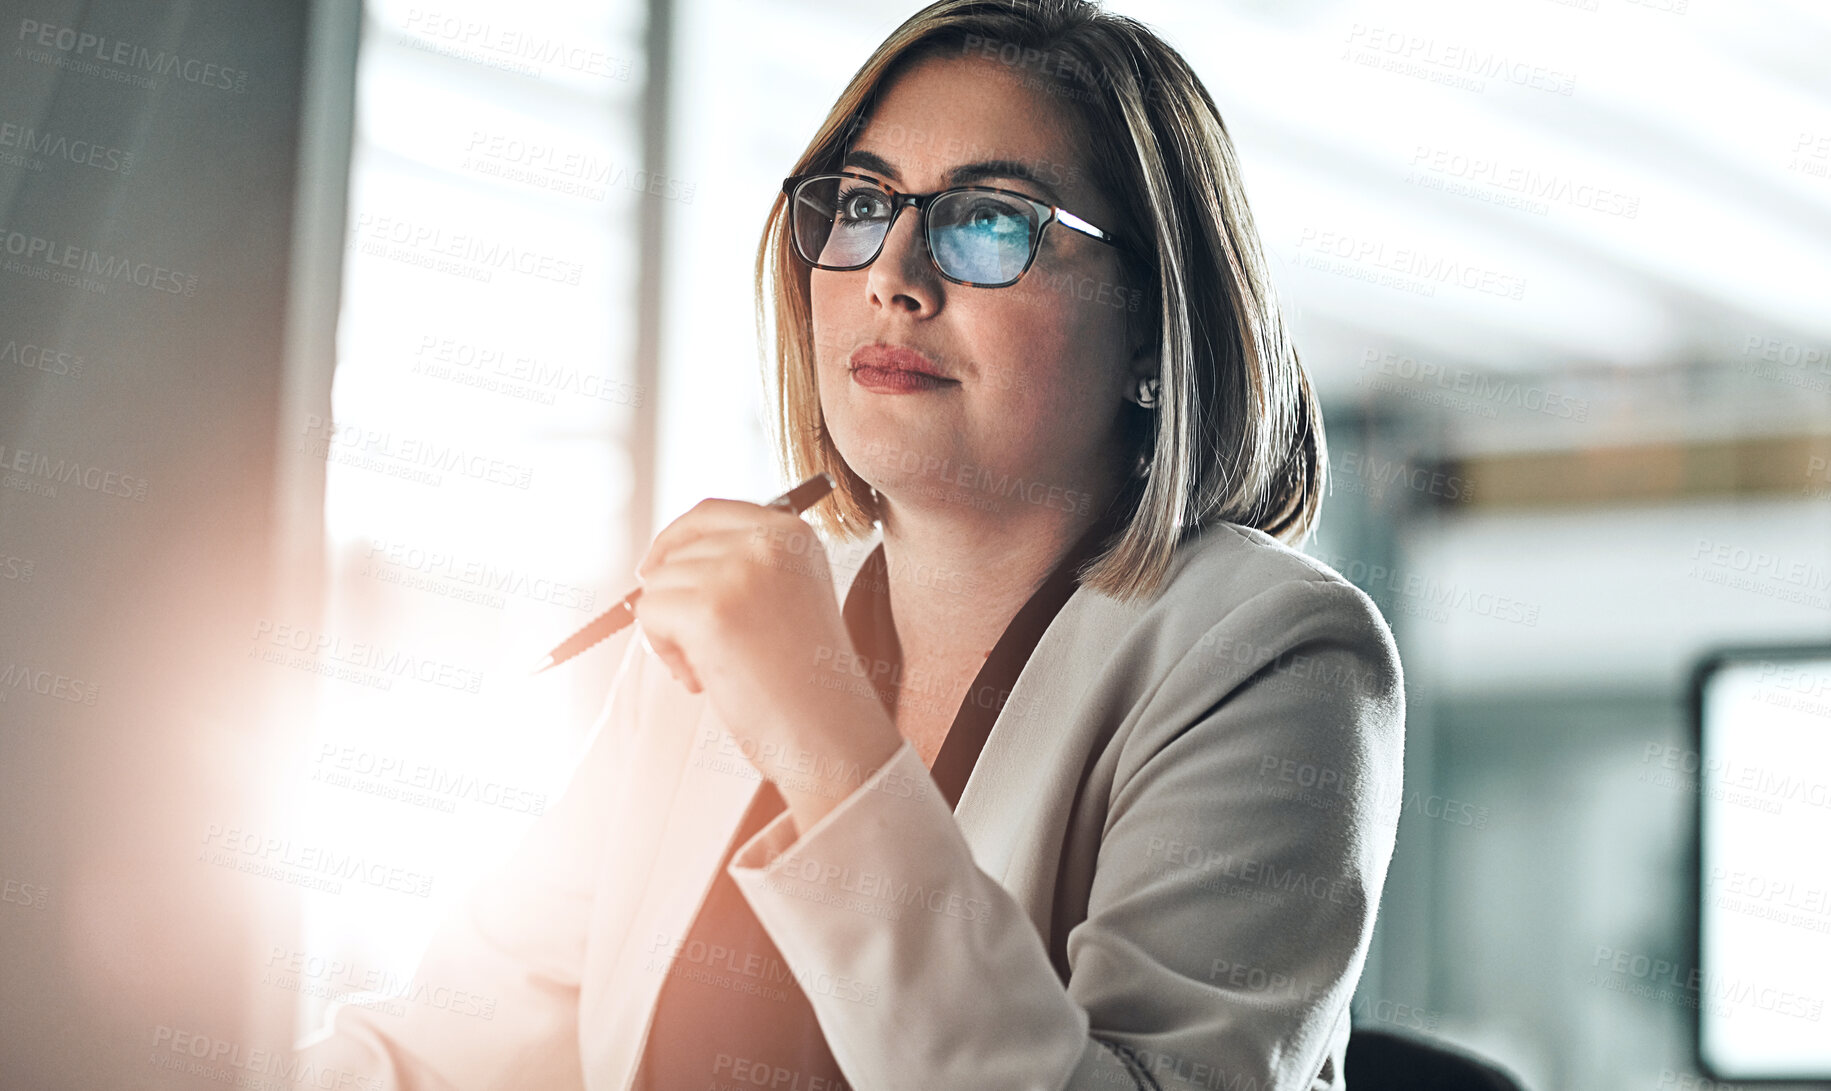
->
xmin=635 ymin=554 xmax=734 ymax=599
xmin=653 ymin=520 xmax=825 ymax=590
xmin=635 ymin=621 xmax=701 ymax=692
xmin=633 ymin=560 xmax=733 ymax=682
xmin=643 ymin=528 xmax=763 ymax=574
xmin=639 ymin=498 xmax=779 ymax=577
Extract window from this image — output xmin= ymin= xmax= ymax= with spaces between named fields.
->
xmin=290 ymin=0 xmax=646 ymax=1037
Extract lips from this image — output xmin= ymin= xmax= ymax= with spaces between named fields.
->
xmin=847 ymin=343 xmax=952 ymax=380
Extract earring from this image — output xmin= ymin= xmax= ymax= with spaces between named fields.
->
xmin=1127 ymin=375 xmax=1161 ymax=409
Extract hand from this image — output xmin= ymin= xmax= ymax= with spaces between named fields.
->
xmin=632 ymin=498 xmax=904 ymax=834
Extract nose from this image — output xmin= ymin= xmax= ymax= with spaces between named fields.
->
xmin=864 ymin=202 xmax=942 ymax=316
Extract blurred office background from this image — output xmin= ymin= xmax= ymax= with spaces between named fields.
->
xmin=1 ymin=0 xmax=1827 ymax=1088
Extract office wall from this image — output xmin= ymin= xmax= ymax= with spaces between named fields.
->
xmin=1369 ymin=498 xmax=1831 ymax=1090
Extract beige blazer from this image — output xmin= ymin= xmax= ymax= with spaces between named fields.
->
xmin=296 ymin=520 xmax=1405 ymax=1091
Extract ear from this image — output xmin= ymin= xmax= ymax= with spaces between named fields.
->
xmin=1126 ymin=340 xmax=1159 ymax=387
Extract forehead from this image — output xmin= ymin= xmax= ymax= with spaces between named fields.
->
xmin=845 ymin=53 xmax=1089 ymax=202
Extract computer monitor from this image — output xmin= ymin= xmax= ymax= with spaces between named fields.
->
xmin=1692 ymin=647 xmax=1831 ymax=1080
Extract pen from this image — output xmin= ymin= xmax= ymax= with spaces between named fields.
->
xmin=529 ymin=472 xmax=837 ymax=674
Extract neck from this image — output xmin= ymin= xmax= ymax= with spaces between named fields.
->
xmin=874 ymin=460 xmax=1128 ymax=676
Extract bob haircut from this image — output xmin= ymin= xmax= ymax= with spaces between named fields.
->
xmin=756 ymin=0 xmax=1325 ymax=602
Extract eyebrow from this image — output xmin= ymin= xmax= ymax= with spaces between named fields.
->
xmin=840 ymin=149 xmax=1064 ymax=205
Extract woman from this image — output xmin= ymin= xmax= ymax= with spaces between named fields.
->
xmin=299 ymin=2 xmax=1404 ymax=1088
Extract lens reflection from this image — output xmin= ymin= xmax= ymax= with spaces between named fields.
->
xmin=929 ymin=190 xmax=1034 ymax=283
xmin=791 ymin=175 xmax=1040 ymax=284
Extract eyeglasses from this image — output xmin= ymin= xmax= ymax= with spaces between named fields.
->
xmin=781 ymin=171 xmax=1122 ymax=289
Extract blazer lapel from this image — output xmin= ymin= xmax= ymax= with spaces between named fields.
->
xmin=953 ymin=588 xmax=1126 ymax=951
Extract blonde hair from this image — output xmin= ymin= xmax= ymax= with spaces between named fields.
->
xmin=756 ymin=0 xmax=1325 ymax=601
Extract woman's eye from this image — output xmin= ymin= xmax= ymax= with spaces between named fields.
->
xmin=837 ymin=189 xmax=888 ymax=222
xmin=961 ymin=201 xmax=1023 ymax=231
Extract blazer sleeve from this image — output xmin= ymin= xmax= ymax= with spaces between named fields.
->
xmin=290 ymin=635 xmax=647 ymax=1091
xmin=725 ymin=576 xmax=1405 ymax=1091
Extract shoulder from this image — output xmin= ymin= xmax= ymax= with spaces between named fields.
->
xmin=1164 ymin=521 xmax=1381 ymax=620
xmin=1087 ymin=520 xmax=1399 ymax=679
xmin=1065 ymin=522 xmax=1405 ymax=783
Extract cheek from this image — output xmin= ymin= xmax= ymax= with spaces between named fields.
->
xmin=977 ymin=293 xmax=1127 ymax=421
xmin=809 ymin=269 xmax=871 ymax=364
xmin=808 ymin=275 xmax=845 ymax=367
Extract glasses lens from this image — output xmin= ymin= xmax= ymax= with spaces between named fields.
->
xmin=928 ymin=190 xmax=1039 ymax=284
xmin=792 ymin=176 xmax=892 ymax=268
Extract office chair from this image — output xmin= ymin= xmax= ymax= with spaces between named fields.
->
xmin=1345 ymin=1026 xmax=1528 ymax=1091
